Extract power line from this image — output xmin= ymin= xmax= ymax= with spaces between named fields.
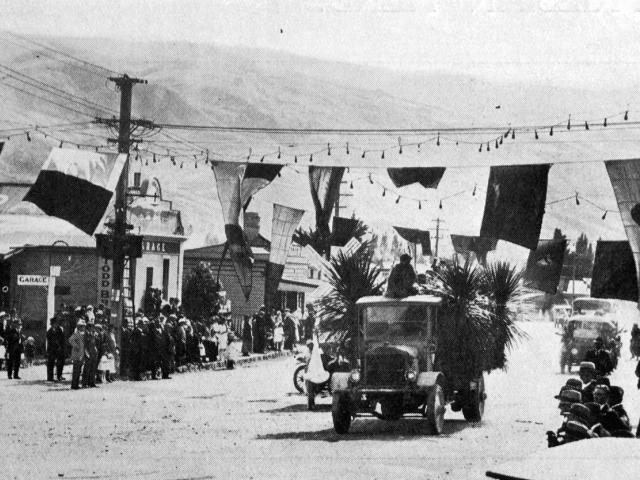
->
xmin=0 ymin=30 xmax=119 ymax=77
xmin=0 ymin=80 xmax=97 ymax=118
xmin=0 ymin=65 xmax=117 ymax=116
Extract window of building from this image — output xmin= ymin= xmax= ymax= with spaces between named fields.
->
xmin=309 ymin=267 xmax=315 ymax=279
xmin=146 ymin=267 xmax=153 ymax=288
xmin=162 ymin=258 xmax=170 ymax=300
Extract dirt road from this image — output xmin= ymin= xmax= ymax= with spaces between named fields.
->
xmin=0 ymin=320 xmax=638 ymax=479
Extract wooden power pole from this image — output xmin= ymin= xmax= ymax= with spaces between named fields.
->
xmin=108 ymin=74 xmax=147 ymax=361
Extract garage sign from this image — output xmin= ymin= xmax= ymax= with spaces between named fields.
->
xmin=17 ymin=275 xmax=49 ymax=286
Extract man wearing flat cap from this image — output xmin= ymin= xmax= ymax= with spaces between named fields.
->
xmin=47 ymin=316 xmax=67 ymax=381
xmin=578 ymin=361 xmax=597 ymax=402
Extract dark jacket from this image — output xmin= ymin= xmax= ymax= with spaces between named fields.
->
xmin=46 ymin=325 xmax=66 ymax=358
xmin=386 ymin=262 xmax=418 ymax=298
xmin=5 ymin=326 xmax=24 ymax=355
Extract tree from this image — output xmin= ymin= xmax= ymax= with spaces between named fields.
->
xmin=182 ymin=262 xmax=223 ymax=320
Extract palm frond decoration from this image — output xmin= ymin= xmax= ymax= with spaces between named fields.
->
xmin=482 ymin=261 xmax=526 ymax=369
xmin=317 ymin=241 xmax=385 ymax=356
xmin=432 ymin=257 xmax=494 ymax=378
xmin=293 ymin=215 xmax=369 ymax=256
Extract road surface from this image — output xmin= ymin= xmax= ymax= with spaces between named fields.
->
xmin=0 ymin=320 xmax=638 ymax=479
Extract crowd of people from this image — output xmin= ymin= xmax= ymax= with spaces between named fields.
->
xmin=243 ymin=304 xmax=316 ymax=355
xmin=547 ymin=361 xmax=634 ymax=447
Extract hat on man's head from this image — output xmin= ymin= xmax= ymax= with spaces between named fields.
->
xmin=595 ymin=376 xmax=611 ymax=387
xmin=400 ymin=253 xmax=412 ymax=262
xmin=76 ymin=319 xmax=86 ymax=327
xmin=555 ymin=387 xmax=582 ymax=403
xmin=565 ymin=378 xmax=583 ymax=391
xmin=564 ymin=403 xmax=592 ymax=424
xmin=609 ymin=386 xmax=624 ymax=405
xmin=564 ymin=420 xmax=591 ymax=439
xmin=86 ymin=305 xmax=94 ymax=311
xmin=579 ymin=361 xmax=596 ymax=372
xmin=0 ymin=311 xmax=6 ymax=318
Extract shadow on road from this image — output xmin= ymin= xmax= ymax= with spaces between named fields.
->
xmin=256 ymin=418 xmax=469 ymax=442
xmin=261 ymin=403 xmax=331 ymax=413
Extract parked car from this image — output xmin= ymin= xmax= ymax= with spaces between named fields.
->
xmin=330 ymin=295 xmax=486 ymax=435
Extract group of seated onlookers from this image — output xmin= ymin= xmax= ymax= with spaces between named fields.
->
xmin=547 ymin=361 xmax=634 ymax=447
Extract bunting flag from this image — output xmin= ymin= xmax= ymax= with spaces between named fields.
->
xmin=591 ymin=240 xmax=638 ymax=302
xmin=331 ymin=216 xmax=360 ymax=247
xmin=309 ymin=166 xmax=345 ymax=244
xmin=393 ymin=226 xmax=432 ymax=255
xmin=264 ymin=204 xmax=305 ymax=309
xmin=23 ymin=148 xmax=127 ymax=235
xmin=450 ymin=234 xmax=498 ymax=265
xmin=387 ymin=167 xmax=446 ymax=189
xmin=479 ymin=164 xmax=550 ymax=250
xmin=524 ymin=239 xmax=567 ymax=294
xmin=605 ymin=160 xmax=640 ymax=304
xmin=213 ymin=161 xmax=283 ymax=300
xmin=0 ymin=182 xmax=31 ymax=214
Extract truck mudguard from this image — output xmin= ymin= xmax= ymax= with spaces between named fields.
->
xmin=417 ymin=371 xmax=444 ymax=389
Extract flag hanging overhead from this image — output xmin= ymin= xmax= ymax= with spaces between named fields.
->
xmin=309 ymin=166 xmax=345 ymax=249
xmin=213 ymin=161 xmax=282 ymax=301
xmin=331 ymin=216 xmax=361 ymax=247
xmin=480 ymin=164 xmax=550 ymax=250
xmin=387 ymin=167 xmax=446 ymax=189
xmin=264 ymin=204 xmax=305 ymax=309
xmin=591 ymin=240 xmax=638 ymax=302
xmin=524 ymin=239 xmax=567 ymax=294
xmin=23 ymin=148 xmax=127 ymax=235
xmin=393 ymin=226 xmax=432 ymax=255
xmin=605 ymin=160 xmax=640 ymax=304
xmin=450 ymin=234 xmax=498 ymax=265
xmin=0 ymin=182 xmax=31 ymax=214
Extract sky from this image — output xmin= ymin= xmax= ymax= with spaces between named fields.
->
xmin=2 ymin=0 xmax=640 ymax=89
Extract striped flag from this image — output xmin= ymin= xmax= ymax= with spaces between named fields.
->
xmin=309 ymin=166 xmax=345 ymax=247
xmin=264 ymin=204 xmax=305 ymax=309
xmin=213 ymin=161 xmax=282 ymax=300
xmin=23 ymin=148 xmax=127 ymax=235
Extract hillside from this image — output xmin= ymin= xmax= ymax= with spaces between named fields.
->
xmin=0 ymin=35 xmax=630 ymax=253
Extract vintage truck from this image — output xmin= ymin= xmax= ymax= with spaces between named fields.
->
xmin=330 ymin=295 xmax=486 ymax=434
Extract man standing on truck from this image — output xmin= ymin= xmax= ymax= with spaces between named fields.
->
xmin=584 ymin=337 xmax=614 ymax=377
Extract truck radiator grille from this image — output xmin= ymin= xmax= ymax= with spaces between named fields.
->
xmin=364 ymin=352 xmax=407 ymax=387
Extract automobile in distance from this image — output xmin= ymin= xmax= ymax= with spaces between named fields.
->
xmin=330 ymin=295 xmax=486 ymax=435
xmin=560 ymin=315 xmax=619 ymax=373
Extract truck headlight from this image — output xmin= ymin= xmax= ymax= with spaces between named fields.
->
xmin=405 ymin=370 xmax=417 ymax=382
xmin=571 ymin=348 xmax=578 ymax=355
xmin=349 ymin=370 xmax=361 ymax=383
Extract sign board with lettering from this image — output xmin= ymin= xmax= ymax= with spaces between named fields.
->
xmin=142 ymin=240 xmax=180 ymax=254
xmin=17 ymin=275 xmax=49 ymax=286
xmin=97 ymin=257 xmax=114 ymax=308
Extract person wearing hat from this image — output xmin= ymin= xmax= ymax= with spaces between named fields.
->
xmin=253 ymin=307 xmax=267 ymax=354
xmin=578 ymin=361 xmax=597 ymax=402
xmin=68 ymin=320 xmax=86 ymax=390
xmin=584 ymin=337 xmax=614 ymax=377
xmin=46 ymin=316 xmax=67 ymax=382
xmin=81 ymin=319 xmax=99 ymax=388
xmin=130 ymin=318 xmax=147 ymax=381
xmin=159 ymin=315 xmax=174 ymax=379
xmin=385 ymin=253 xmax=418 ymax=298
xmin=554 ymin=386 xmax=582 ymax=414
xmin=175 ymin=317 xmax=188 ymax=367
xmin=5 ymin=317 xmax=24 ymax=379
xmin=147 ymin=315 xmax=163 ymax=379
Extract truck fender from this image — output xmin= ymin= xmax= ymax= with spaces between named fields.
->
xmin=331 ymin=372 xmax=351 ymax=392
xmin=417 ymin=371 xmax=445 ymax=390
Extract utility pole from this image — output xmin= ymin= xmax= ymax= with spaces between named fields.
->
xmin=431 ymin=217 xmax=445 ymax=258
xmin=108 ymin=74 xmax=147 ymax=363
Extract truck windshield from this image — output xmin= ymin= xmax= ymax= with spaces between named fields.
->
xmin=362 ymin=304 xmax=432 ymax=340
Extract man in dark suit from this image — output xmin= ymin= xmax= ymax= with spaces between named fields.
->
xmin=5 ymin=318 xmax=24 ymax=379
xmin=82 ymin=320 xmax=98 ymax=388
xmin=46 ymin=316 xmax=67 ymax=381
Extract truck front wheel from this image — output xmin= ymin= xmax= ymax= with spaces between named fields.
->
xmin=425 ymin=384 xmax=445 ymax=435
xmin=332 ymin=393 xmax=352 ymax=434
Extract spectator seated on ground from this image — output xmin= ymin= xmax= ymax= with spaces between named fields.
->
xmin=554 ymin=384 xmax=582 ymax=415
xmin=547 ymin=402 xmax=596 ymax=447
